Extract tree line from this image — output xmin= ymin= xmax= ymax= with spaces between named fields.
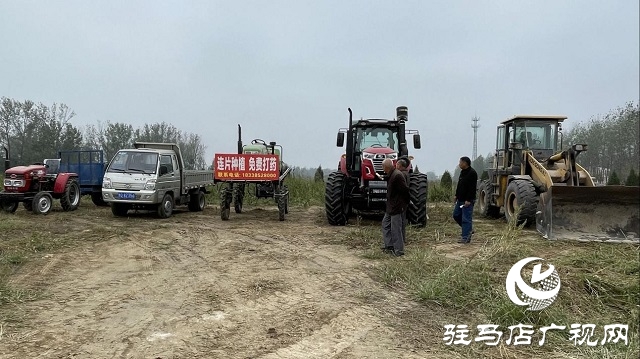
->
xmin=1 ymin=97 xmax=207 ymax=170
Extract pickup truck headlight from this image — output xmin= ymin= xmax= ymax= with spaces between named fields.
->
xmin=103 ymin=178 xmax=112 ymax=189
xmin=144 ymin=179 xmax=156 ymax=190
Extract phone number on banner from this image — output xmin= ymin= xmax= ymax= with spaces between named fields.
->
xmin=218 ymin=172 xmax=278 ymax=179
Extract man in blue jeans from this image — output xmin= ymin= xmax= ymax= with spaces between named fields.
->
xmin=453 ymin=156 xmax=477 ymax=244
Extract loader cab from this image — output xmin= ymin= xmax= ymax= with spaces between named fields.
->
xmin=500 ymin=116 xmax=566 ymax=168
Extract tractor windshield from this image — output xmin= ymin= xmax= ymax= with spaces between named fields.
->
xmin=107 ymin=151 xmax=159 ymax=174
xmin=354 ymin=126 xmax=399 ymax=152
xmin=510 ymin=121 xmax=558 ymax=151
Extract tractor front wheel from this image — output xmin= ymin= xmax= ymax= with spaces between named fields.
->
xmin=1 ymin=200 xmax=18 ymax=213
xmin=325 ymin=171 xmax=347 ymax=226
xmin=277 ymin=191 xmax=287 ymax=221
xmin=504 ymin=180 xmax=538 ymax=227
xmin=60 ymin=178 xmax=81 ymax=211
xmin=32 ymin=192 xmax=53 ymax=215
xmin=407 ymin=172 xmax=428 ymax=227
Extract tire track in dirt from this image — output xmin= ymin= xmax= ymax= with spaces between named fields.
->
xmin=0 ymin=206 xmax=437 ymax=358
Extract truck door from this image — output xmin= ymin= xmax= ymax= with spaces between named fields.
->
xmin=158 ymin=154 xmax=180 ymax=192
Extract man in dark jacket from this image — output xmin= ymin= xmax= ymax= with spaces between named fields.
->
xmin=396 ymin=157 xmax=411 ymax=243
xmin=453 ymin=156 xmax=477 ymax=244
xmin=380 ymin=158 xmax=410 ymax=256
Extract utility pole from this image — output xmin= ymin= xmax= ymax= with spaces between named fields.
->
xmin=471 ymin=115 xmax=480 ymax=161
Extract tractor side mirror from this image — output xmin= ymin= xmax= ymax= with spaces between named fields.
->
xmin=336 ymin=132 xmax=345 ymax=147
xmin=413 ymin=134 xmax=421 ymax=149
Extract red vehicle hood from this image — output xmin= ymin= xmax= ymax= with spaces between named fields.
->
xmin=361 ymin=147 xmax=395 ymax=154
xmin=5 ymin=165 xmax=46 ymax=176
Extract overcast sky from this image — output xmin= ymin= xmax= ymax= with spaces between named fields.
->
xmin=1 ymin=0 xmax=638 ymax=174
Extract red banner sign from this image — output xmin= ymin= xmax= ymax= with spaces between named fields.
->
xmin=213 ymin=154 xmax=280 ymax=180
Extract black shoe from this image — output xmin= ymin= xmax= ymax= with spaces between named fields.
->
xmin=381 ymin=246 xmax=394 ymax=252
xmin=392 ymin=250 xmax=405 ymax=256
xmin=457 ymin=239 xmax=470 ymax=244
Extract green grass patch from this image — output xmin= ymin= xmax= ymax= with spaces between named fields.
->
xmin=344 ymin=201 xmax=639 ymax=358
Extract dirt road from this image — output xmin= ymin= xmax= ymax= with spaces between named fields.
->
xmin=0 ymin=205 xmax=447 ymax=359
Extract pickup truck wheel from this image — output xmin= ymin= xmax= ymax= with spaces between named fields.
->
xmin=111 ymin=203 xmax=129 ymax=217
xmin=1 ymin=200 xmax=18 ymax=213
xmin=189 ymin=191 xmax=205 ymax=212
xmin=157 ymin=193 xmax=174 ymax=218
xmin=32 ymin=192 xmax=53 ymax=215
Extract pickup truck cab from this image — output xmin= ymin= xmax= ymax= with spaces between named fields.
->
xmin=102 ymin=142 xmax=214 ymax=218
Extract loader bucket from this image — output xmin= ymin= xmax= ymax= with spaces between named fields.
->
xmin=536 ymin=185 xmax=640 ymax=243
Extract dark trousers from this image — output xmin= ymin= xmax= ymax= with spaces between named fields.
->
xmin=382 ymin=212 xmax=404 ymax=252
xmin=401 ymin=209 xmax=407 ymax=243
xmin=453 ymin=200 xmax=474 ymax=241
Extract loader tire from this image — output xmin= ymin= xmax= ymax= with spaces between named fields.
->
xmin=504 ymin=180 xmax=538 ymax=227
xmin=325 ymin=171 xmax=347 ymax=226
xmin=60 ymin=179 xmax=81 ymax=211
xmin=407 ymin=172 xmax=428 ymax=227
xmin=478 ymin=180 xmax=501 ymax=219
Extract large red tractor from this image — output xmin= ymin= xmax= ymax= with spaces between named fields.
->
xmin=325 ymin=106 xmax=428 ymax=226
xmin=0 ymin=146 xmax=81 ymax=214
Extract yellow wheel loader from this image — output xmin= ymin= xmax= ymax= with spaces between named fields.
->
xmin=477 ymin=115 xmax=639 ymax=242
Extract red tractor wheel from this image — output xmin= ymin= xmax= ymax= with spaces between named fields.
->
xmin=60 ymin=179 xmax=81 ymax=211
xmin=32 ymin=192 xmax=53 ymax=215
xmin=1 ymin=200 xmax=18 ymax=213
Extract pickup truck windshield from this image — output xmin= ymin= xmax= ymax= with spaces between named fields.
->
xmin=107 ymin=151 xmax=158 ymax=174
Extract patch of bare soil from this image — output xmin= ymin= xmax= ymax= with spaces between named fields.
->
xmin=0 ymin=205 xmax=446 ymax=359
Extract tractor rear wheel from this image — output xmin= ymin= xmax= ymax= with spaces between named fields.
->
xmin=32 ymin=192 xmax=53 ymax=215
xmin=234 ymin=183 xmax=245 ymax=213
xmin=157 ymin=193 xmax=174 ymax=218
xmin=60 ymin=179 xmax=81 ymax=211
xmin=407 ymin=172 xmax=428 ymax=227
xmin=1 ymin=200 xmax=18 ymax=213
xmin=111 ymin=203 xmax=129 ymax=217
xmin=325 ymin=171 xmax=347 ymax=226
xmin=188 ymin=191 xmax=205 ymax=212
xmin=504 ymin=180 xmax=538 ymax=227
xmin=278 ymin=192 xmax=286 ymax=221
xmin=478 ymin=180 xmax=501 ymax=218
xmin=91 ymin=191 xmax=109 ymax=207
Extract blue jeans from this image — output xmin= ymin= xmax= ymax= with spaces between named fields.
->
xmin=453 ymin=200 xmax=474 ymax=241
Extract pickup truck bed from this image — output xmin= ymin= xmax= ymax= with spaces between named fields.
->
xmin=183 ymin=170 xmax=215 ymax=192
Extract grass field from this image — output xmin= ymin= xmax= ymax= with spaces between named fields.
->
xmin=0 ymin=176 xmax=638 ymax=358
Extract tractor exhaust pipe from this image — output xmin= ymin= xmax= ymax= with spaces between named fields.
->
xmin=3 ymin=145 xmax=8 ymax=171
xmin=396 ymin=106 xmax=408 ymax=122
xmin=237 ymin=124 xmax=243 ymax=154
xmin=346 ymin=108 xmax=353 ymax=171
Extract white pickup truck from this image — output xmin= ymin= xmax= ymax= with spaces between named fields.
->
xmin=101 ymin=142 xmax=214 ymax=218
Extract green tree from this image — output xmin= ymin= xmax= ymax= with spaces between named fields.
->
xmin=607 ymin=170 xmax=621 ymax=185
xmin=625 ymin=168 xmax=639 ymax=186
xmin=441 ymin=170 xmax=452 ymax=190
xmin=472 ymin=155 xmax=485 ymax=176
xmin=314 ymin=165 xmax=324 ymax=182
xmin=481 ymin=171 xmax=489 ymax=180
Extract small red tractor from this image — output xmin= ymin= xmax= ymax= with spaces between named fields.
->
xmin=0 ymin=146 xmax=81 ymax=214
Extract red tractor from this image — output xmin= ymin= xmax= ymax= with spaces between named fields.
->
xmin=325 ymin=106 xmax=428 ymax=226
xmin=0 ymin=146 xmax=81 ymax=214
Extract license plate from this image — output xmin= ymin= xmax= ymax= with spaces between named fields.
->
xmin=371 ymin=189 xmax=386 ymax=194
xmin=369 ymin=181 xmax=386 ymax=186
xmin=117 ymin=192 xmax=136 ymax=200
xmin=371 ymin=198 xmax=386 ymax=202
